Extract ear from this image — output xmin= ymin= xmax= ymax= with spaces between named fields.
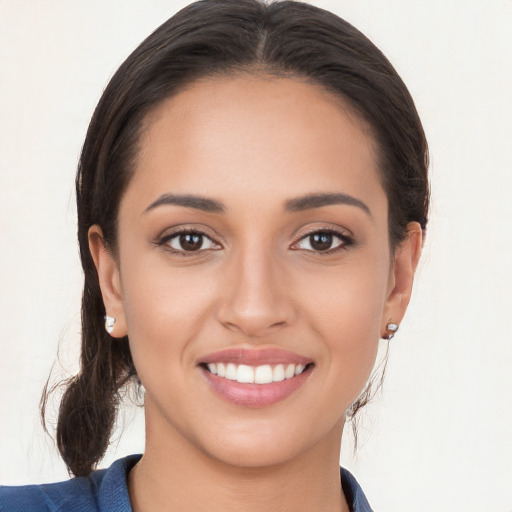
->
xmin=88 ymin=225 xmax=128 ymax=338
xmin=381 ymin=222 xmax=423 ymax=337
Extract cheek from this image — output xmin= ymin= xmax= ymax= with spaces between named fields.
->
xmin=299 ymin=251 xmax=389 ymax=334
xmin=299 ymin=256 xmax=389 ymax=396
xmin=119 ymin=251 xmax=218 ymax=377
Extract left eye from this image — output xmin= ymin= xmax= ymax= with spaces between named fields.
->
xmin=294 ymin=231 xmax=347 ymax=252
xmin=166 ymin=232 xmax=218 ymax=252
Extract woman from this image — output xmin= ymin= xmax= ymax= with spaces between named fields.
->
xmin=0 ymin=0 xmax=428 ymax=510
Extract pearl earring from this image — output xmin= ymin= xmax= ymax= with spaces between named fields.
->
xmin=104 ymin=315 xmax=116 ymax=334
xmin=383 ymin=322 xmax=399 ymax=340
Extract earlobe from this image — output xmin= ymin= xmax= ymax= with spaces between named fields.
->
xmin=88 ymin=225 xmax=128 ymax=338
xmin=381 ymin=222 xmax=423 ymax=337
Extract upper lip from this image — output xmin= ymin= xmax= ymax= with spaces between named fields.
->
xmin=199 ymin=347 xmax=312 ymax=366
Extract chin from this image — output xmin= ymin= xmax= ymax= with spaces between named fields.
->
xmin=203 ymin=436 xmax=305 ymax=470
xmin=194 ymin=414 xmax=338 ymax=470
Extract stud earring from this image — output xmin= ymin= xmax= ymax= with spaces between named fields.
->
xmin=383 ymin=322 xmax=399 ymax=340
xmin=104 ymin=315 xmax=116 ymax=334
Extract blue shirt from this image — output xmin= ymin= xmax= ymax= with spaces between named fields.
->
xmin=0 ymin=454 xmax=373 ymax=511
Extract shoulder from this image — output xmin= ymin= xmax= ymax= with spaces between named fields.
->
xmin=340 ymin=466 xmax=374 ymax=512
xmin=0 ymin=477 xmax=96 ymax=512
xmin=0 ymin=454 xmax=141 ymax=512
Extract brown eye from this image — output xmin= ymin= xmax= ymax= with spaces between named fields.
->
xmin=309 ymin=232 xmax=334 ymax=251
xmin=180 ymin=233 xmax=203 ymax=251
xmin=166 ymin=231 xmax=218 ymax=252
xmin=294 ymin=230 xmax=350 ymax=253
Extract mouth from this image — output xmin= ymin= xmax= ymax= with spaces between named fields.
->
xmin=198 ymin=348 xmax=314 ymax=407
xmin=200 ymin=362 xmax=310 ymax=384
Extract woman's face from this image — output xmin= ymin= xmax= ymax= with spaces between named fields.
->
xmin=91 ymin=75 xmax=420 ymax=468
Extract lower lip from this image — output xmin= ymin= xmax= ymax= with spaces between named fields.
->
xmin=200 ymin=365 xmax=312 ymax=407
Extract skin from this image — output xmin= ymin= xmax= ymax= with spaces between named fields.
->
xmin=89 ymin=75 xmax=422 ymax=512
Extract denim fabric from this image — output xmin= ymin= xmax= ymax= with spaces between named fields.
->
xmin=0 ymin=454 xmax=373 ymax=511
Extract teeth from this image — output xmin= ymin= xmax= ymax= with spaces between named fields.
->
xmin=273 ymin=364 xmax=285 ymax=382
xmin=255 ymin=365 xmax=273 ymax=384
xmin=204 ymin=362 xmax=307 ymax=384
xmin=295 ymin=364 xmax=305 ymax=375
xmin=237 ymin=364 xmax=255 ymax=383
xmin=285 ymin=364 xmax=295 ymax=379
xmin=225 ymin=363 xmax=237 ymax=380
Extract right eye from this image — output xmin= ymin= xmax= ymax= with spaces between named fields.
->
xmin=162 ymin=230 xmax=220 ymax=253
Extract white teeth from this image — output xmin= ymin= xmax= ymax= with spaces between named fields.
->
xmin=236 ymin=364 xmax=255 ymax=383
xmin=272 ymin=364 xmax=285 ymax=382
xmin=205 ymin=362 xmax=308 ymax=384
xmin=285 ymin=364 xmax=295 ymax=379
xmin=254 ymin=365 xmax=273 ymax=384
xmin=225 ymin=363 xmax=237 ymax=380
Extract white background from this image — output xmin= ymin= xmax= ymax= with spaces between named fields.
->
xmin=0 ymin=1 xmax=511 ymax=511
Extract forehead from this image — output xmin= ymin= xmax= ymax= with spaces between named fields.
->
xmin=126 ymin=74 xmax=384 ymax=213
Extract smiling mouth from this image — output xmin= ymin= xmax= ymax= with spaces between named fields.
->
xmin=201 ymin=362 xmax=311 ymax=384
xmin=198 ymin=348 xmax=314 ymax=406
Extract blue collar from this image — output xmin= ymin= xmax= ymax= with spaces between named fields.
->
xmin=1 ymin=454 xmax=373 ymax=511
xmin=96 ymin=455 xmax=373 ymax=512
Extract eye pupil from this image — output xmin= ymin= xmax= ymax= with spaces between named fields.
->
xmin=180 ymin=233 xmax=203 ymax=251
xmin=310 ymin=232 xmax=333 ymax=251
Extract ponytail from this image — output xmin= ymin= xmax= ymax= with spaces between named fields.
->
xmin=42 ymin=272 xmax=135 ymax=477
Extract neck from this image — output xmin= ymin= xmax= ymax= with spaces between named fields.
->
xmin=128 ymin=415 xmax=349 ymax=512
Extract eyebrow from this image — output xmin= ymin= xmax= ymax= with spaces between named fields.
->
xmin=144 ymin=193 xmax=225 ymax=214
xmin=285 ymin=192 xmax=371 ymax=216
xmin=143 ymin=191 xmax=371 ymax=216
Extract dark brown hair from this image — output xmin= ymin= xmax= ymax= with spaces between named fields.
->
xmin=42 ymin=0 xmax=429 ymax=477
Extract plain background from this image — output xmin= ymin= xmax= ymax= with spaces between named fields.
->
xmin=0 ymin=1 xmax=511 ymax=511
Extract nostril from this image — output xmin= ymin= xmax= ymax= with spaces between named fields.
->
xmin=219 ymin=317 xmax=290 ymax=338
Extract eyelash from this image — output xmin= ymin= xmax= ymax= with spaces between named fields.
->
xmin=291 ymin=227 xmax=354 ymax=255
xmin=156 ymin=228 xmax=221 ymax=257
xmin=156 ymin=227 xmax=354 ymax=256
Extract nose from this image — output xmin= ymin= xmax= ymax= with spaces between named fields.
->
xmin=216 ymin=244 xmax=295 ymax=338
